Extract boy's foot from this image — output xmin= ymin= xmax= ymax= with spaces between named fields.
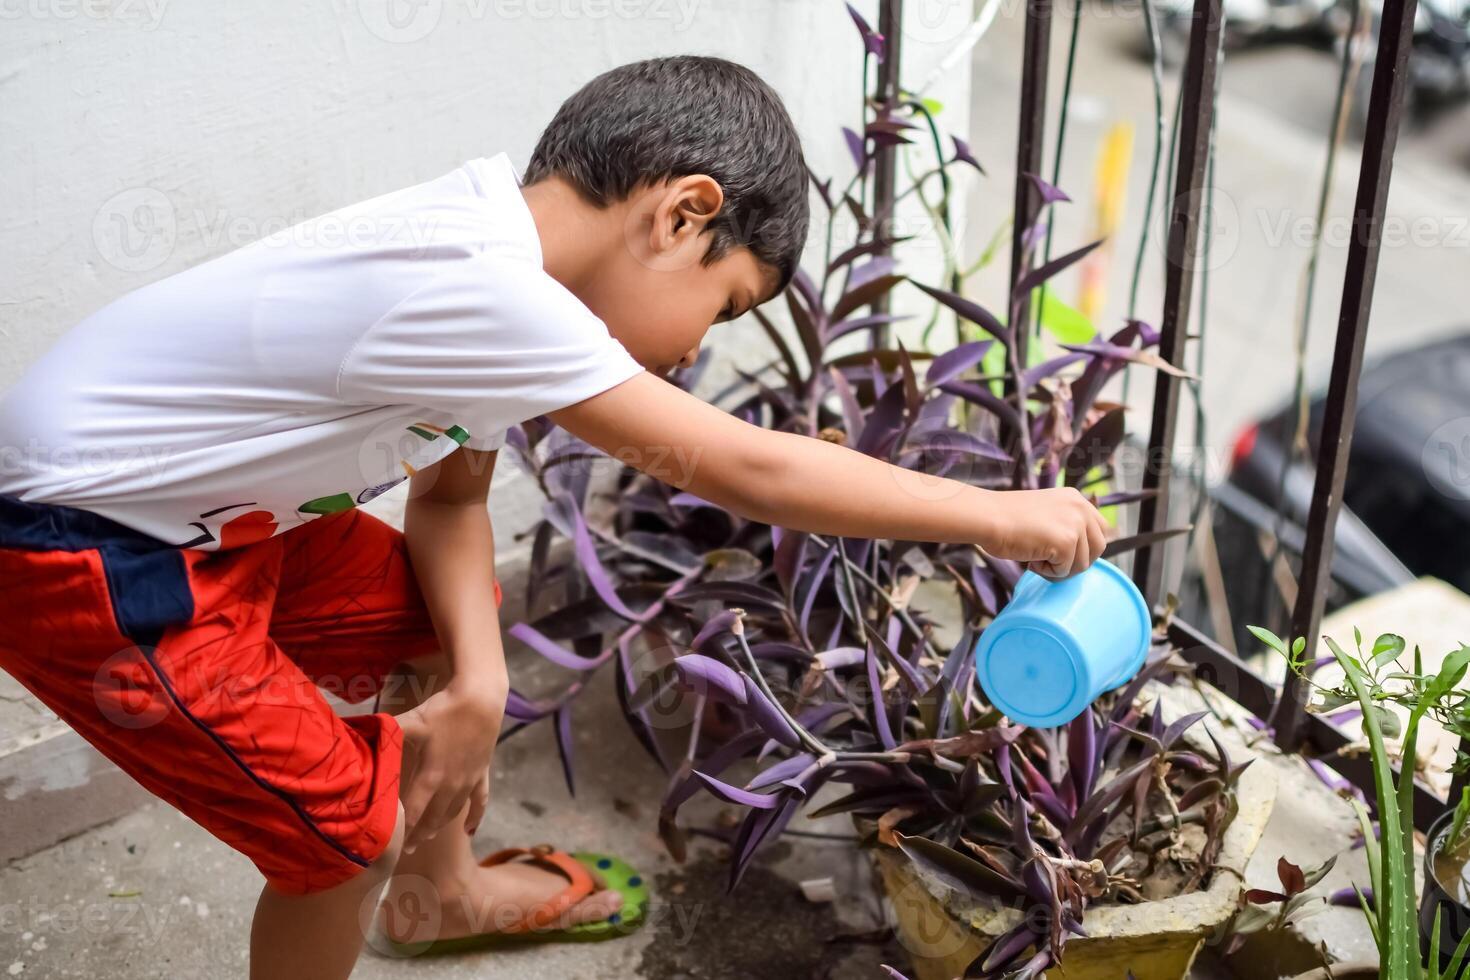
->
xmin=378 ymin=853 xmax=623 ymax=943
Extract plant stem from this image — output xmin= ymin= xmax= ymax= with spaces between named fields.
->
xmin=730 ymin=610 xmax=831 ymax=757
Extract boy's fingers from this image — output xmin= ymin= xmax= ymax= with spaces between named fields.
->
xmin=1086 ymin=512 xmax=1107 ymax=565
xmin=1076 ymin=531 xmax=1092 ymax=575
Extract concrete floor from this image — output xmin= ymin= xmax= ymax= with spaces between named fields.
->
xmin=0 ymin=646 xmax=904 ymax=980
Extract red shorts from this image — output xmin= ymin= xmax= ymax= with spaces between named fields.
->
xmin=0 ymin=497 xmax=495 ymax=895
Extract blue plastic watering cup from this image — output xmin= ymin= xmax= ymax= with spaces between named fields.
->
xmin=973 ymin=559 xmax=1151 ymax=728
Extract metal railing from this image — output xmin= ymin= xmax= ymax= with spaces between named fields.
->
xmin=874 ymin=0 xmax=1461 ymax=831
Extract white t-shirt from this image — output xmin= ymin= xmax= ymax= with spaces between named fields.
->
xmin=0 ymin=154 xmax=644 ymax=549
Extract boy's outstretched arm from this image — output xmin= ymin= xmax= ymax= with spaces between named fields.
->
xmin=551 ymin=372 xmax=1108 ymax=579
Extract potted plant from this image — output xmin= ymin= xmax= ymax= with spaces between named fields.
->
xmin=1251 ymin=625 xmax=1470 ymax=979
xmin=486 ymin=9 xmax=1284 ymax=978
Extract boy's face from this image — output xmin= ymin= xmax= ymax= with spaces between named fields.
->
xmin=576 ymin=176 xmax=780 ymax=376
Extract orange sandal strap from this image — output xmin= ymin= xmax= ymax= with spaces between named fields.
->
xmin=477 ymin=844 xmax=597 ymax=935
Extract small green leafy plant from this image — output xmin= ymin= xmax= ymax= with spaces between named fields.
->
xmin=1251 ymin=624 xmax=1470 ymax=980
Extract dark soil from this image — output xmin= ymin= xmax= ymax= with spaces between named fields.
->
xmin=636 ymin=848 xmax=906 ymax=980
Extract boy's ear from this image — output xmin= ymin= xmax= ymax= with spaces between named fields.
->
xmin=650 ymin=174 xmax=724 ymax=258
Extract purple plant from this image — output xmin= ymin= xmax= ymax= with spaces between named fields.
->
xmin=490 ymin=13 xmax=1213 ymax=978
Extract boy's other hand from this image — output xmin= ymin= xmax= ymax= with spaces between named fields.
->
xmin=395 ymin=678 xmax=506 ymax=852
xmin=977 ymin=487 xmax=1108 ymax=580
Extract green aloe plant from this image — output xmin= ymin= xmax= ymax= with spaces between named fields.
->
xmin=1252 ymin=625 xmax=1470 ymax=980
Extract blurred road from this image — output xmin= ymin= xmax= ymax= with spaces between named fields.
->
xmin=964 ymin=0 xmax=1470 ymax=475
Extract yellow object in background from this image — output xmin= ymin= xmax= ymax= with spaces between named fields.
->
xmin=1079 ymin=122 xmax=1135 ymax=325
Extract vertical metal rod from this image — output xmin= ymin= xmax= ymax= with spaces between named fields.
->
xmin=1272 ymin=0 xmax=1419 ymax=751
xmin=1131 ymin=0 xmax=1223 ymax=604
xmin=1007 ymin=0 xmax=1052 ymax=384
xmin=871 ymin=0 xmax=904 ymax=333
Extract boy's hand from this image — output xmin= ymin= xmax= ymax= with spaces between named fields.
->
xmin=395 ymin=677 xmax=506 ymax=852
xmin=974 ymin=486 xmax=1108 ymax=580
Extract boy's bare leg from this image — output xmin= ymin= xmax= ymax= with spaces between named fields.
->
xmin=250 ymin=803 xmax=405 ymax=980
xmin=375 ymin=652 xmax=622 ymax=944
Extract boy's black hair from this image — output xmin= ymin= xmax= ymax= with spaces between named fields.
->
xmin=524 ymin=55 xmax=809 ymax=294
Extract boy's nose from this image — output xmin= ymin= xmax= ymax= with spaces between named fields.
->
xmin=676 ymin=346 xmax=699 ymax=369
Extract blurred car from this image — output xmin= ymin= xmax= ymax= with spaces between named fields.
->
xmin=1347 ymin=0 xmax=1470 ymax=138
xmin=1181 ymin=333 xmax=1470 ymax=652
xmin=1139 ymin=0 xmax=1346 ymax=67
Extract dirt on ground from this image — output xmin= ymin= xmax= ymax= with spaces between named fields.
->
xmin=636 ymin=845 xmax=908 ymax=980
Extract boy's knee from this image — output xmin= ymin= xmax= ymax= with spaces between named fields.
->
xmin=365 ymin=801 xmax=407 ymax=880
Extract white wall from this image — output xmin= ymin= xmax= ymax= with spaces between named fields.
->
xmin=0 ymin=0 xmax=972 ymax=379
xmin=0 ymin=0 xmax=973 ymax=540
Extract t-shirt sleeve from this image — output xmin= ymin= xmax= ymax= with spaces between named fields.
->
xmin=335 ymin=255 xmax=644 ymax=446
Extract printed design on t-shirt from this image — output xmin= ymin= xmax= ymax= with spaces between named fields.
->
xmin=175 ymin=502 xmax=278 ymax=550
xmin=295 ymin=422 xmax=471 ymax=517
xmin=170 ymin=423 xmax=471 ymax=550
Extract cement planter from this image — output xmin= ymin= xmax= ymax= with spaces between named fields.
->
xmin=875 ymin=726 xmax=1278 ymax=980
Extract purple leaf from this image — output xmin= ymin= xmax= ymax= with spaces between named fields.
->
xmin=1160 ymin=710 xmax=1209 ymax=749
xmin=831 ymin=274 xmax=905 ymax=323
xmin=561 ymin=494 xmax=647 ymax=621
xmin=904 ymin=429 xmax=1012 ymax=464
xmin=1068 ymin=707 xmax=1098 ymax=802
xmin=911 ymin=281 xmax=1012 ymax=347
xmin=740 ymin=674 xmax=800 ymax=748
xmin=505 ymin=687 xmax=557 ymax=723
xmin=849 ymin=255 xmax=898 ymax=289
xmin=846 ymin=2 xmax=886 ymax=60
xmin=866 ymin=643 xmax=897 ymax=749
xmin=829 ymin=367 xmax=866 ymax=444
xmin=941 ymin=379 xmax=1023 ymax=433
xmin=730 ymin=793 xmax=801 ymax=890
xmin=672 ymin=654 xmax=749 ymax=706
xmin=952 ymin=135 xmax=984 ymax=173
xmin=773 ymin=528 xmax=808 ymax=597
xmin=746 ymin=752 xmax=818 ymax=791
xmin=691 ymin=611 xmax=740 ymax=653
xmin=924 ymin=339 xmax=993 ymax=387
xmin=664 ymin=731 xmax=766 ymax=814
xmin=854 ymin=381 xmax=909 ymax=459
xmin=982 ymin=921 xmax=1040 ymax=974
xmin=826 ymin=312 xmax=909 ymax=343
xmin=668 ymin=491 xmax=717 ymax=509
xmin=1026 ymin=172 xmax=1072 ymax=204
xmin=553 ymin=704 xmax=576 ymax=796
xmin=1021 ymin=352 xmax=1087 ymax=391
xmin=1016 ymin=239 xmax=1103 ymax=297
xmin=1021 ymin=220 xmax=1049 ymax=253
xmin=508 ymin=622 xmax=610 ymax=671
xmin=675 ymin=581 xmax=787 ymax=610
xmin=842 ymin=126 xmax=866 ymax=168
xmin=816 ymin=646 xmax=867 ymax=670
xmin=894 ymin=834 xmax=1026 ymax=902
xmin=693 ymin=771 xmax=782 ymax=809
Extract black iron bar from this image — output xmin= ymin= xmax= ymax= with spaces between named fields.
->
xmin=1007 ymin=0 xmax=1052 ymax=388
xmin=1272 ymin=0 xmax=1420 ymax=751
xmin=1131 ymin=0 xmax=1223 ymax=604
xmin=870 ymin=0 xmax=904 ymax=338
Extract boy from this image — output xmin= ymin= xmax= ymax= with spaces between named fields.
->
xmin=0 ymin=57 xmax=1106 ymax=978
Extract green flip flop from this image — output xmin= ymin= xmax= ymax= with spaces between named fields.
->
xmin=373 ymin=847 xmax=650 ymax=957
